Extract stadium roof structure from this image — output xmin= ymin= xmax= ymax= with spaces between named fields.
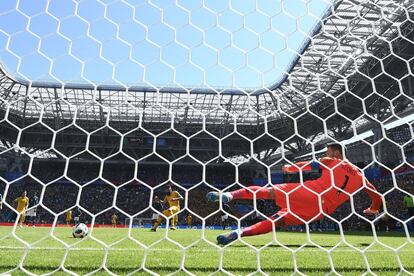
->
xmin=0 ymin=0 xmax=413 ymax=163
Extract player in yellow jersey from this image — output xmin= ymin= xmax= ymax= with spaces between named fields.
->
xmin=187 ymin=213 xmax=192 ymax=228
xmin=111 ymin=213 xmax=117 ymax=228
xmin=15 ymin=191 xmax=29 ymax=228
xmin=66 ymin=210 xmax=72 ymax=226
xmin=151 ymin=184 xmax=183 ymax=231
xmin=173 ymin=214 xmax=178 ymax=229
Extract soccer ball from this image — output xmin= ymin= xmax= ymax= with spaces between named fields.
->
xmin=72 ymin=223 xmax=88 ymax=238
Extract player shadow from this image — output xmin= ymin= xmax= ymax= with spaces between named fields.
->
xmin=230 ymin=243 xmax=331 ymax=248
xmin=304 ymin=231 xmax=411 ymax=238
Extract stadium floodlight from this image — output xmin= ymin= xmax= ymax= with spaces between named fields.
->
xmin=0 ymin=0 xmax=413 ymax=275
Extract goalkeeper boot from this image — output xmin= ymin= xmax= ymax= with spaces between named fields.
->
xmin=206 ymin=192 xmax=233 ymax=203
xmin=217 ymin=231 xmax=238 ymax=245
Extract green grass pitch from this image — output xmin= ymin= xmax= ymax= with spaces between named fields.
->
xmin=0 ymin=226 xmax=413 ymax=275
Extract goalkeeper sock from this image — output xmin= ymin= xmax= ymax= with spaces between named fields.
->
xmin=230 ymin=186 xmax=273 ymax=200
xmin=241 ymin=219 xmax=273 ymax=236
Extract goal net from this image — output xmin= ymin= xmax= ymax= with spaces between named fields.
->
xmin=0 ymin=0 xmax=413 ymax=274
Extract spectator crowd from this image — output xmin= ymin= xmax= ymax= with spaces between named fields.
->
xmin=0 ymin=163 xmax=413 ymax=232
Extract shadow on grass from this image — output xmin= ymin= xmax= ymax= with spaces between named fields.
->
xmin=229 ymin=243 xmax=343 ymax=248
xmin=225 ymin=242 xmax=412 ymax=249
xmin=291 ymin=231 xmax=413 ymax=237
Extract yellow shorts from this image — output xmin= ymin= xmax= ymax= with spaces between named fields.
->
xmin=17 ymin=211 xmax=26 ymax=223
xmin=169 ymin=206 xmax=179 ymax=213
xmin=17 ymin=209 xmax=25 ymax=214
xmin=162 ymin=206 xmax=179 ymax=217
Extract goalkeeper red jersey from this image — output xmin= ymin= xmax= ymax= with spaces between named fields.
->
xmin=273 ymin=158 xmax=382 ymax=225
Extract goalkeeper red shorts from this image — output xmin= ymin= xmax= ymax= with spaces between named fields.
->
xmin=273 ymin=183 xmax=325 ymax=226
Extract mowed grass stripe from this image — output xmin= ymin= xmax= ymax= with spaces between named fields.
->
xmin=1 ymin=246 xmax=414 ymax=253
xmin=0 ymin=226 xmax=413 ymax=275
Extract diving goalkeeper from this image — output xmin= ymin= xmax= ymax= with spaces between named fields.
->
xmin=207 ymin=143 xmax=382 ymax=245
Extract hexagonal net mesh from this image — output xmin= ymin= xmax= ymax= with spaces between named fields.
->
xmin=0 ymin=0 xmax=413 ymax=275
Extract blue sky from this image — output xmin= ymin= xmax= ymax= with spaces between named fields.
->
xmin=0 ymin=0 xmax=332 ymax=89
